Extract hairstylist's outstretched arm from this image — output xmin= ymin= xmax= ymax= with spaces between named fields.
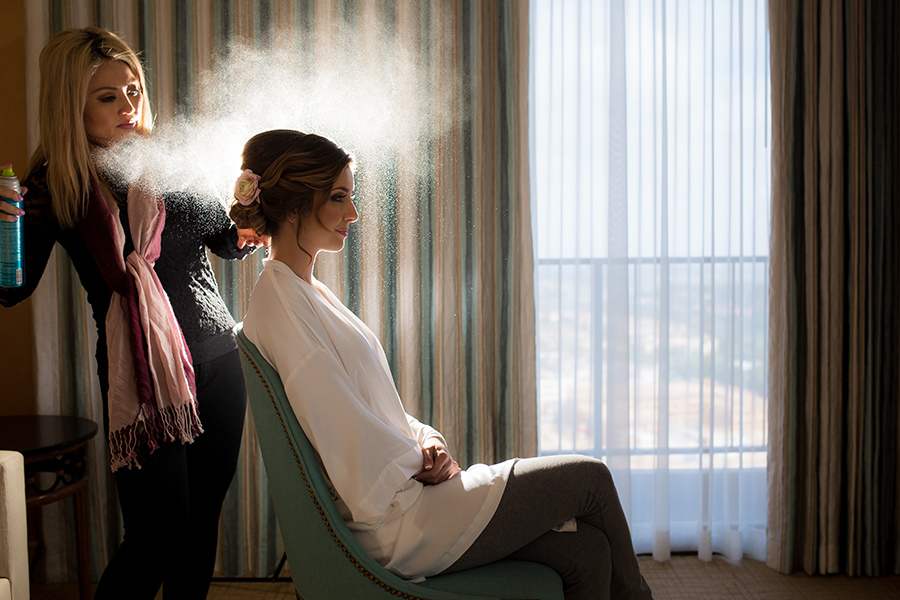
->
xmin=237 ymin=227 xmax=269 ymax=249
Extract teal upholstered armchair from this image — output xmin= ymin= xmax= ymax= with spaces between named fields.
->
xmin=235 ymin=323 xmax=564 ymax=600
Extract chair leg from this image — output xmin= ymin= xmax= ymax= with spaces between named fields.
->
xmin=272 ymin=552 xmax=288 ymax=580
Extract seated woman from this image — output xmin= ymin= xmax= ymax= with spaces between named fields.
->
xmin=231 ymin=129 xmax=654 ymax=600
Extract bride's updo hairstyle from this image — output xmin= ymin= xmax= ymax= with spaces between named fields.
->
xmin=229 ymin=129 xmax=353 ymax=239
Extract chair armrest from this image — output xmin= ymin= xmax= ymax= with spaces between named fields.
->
xmin=0 ymin=451 xmax=29 ymax=600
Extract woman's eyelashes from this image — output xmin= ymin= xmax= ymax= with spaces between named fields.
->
xmin=98 ymin=88 xmax=141 ymax=103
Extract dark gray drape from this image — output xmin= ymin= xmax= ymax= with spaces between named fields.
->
xmin=767 ymin=0 xmax=900 ymax=577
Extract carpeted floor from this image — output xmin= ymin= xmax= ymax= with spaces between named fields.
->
xmin=638 ymin=555 xmax=900 ymax=600
xmin=29 ymin=555 xmax=900 ymax=600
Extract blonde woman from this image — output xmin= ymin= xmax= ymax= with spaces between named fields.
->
xmin=0 ymin=27 xmax=261 ymax=599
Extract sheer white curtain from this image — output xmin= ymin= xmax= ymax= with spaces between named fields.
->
xmin=530 ymin=0 xmax=770 ymax=562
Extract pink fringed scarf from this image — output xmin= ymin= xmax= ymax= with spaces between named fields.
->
xmin=80 ymin=178 xmax=202 ymax=471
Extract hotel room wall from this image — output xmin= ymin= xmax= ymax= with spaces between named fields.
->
xmin=0 ymin=0 xmax=35 ymax=415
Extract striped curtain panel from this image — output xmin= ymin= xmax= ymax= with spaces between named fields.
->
xmin=767 ymin=0 xmax=900 ymax=577
xmin=26 ymin=0 xmax=533 ymax=582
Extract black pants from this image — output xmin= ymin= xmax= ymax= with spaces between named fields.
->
xmin=443 ymin=455 xmax=654 ymax=600
xmin=94 ymin=349 xmax=247 ymax=600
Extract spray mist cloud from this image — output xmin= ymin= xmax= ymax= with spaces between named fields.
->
xmin=95 ymin=32 xmax=458 ymax=207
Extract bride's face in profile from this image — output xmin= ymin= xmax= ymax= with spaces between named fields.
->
xmin=299 ymin=165 xmax=358 ymax=255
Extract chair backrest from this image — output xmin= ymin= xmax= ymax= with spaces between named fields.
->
xmin=235 ymin=324 xmax=501 ymax=600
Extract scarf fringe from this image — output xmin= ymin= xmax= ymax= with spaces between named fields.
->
xmin=109 ymin=401 xmax=205 ymax=472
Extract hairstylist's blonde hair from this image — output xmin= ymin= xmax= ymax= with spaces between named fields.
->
xmin=25 ymin=27 xmax=153 ymax=228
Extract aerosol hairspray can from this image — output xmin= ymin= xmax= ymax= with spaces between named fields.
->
xmin=0 ymin=164 xmax=24 ymax=287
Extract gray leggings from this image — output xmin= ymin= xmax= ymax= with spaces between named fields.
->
xmin=442 ymin=455 xmax=653 ymax=600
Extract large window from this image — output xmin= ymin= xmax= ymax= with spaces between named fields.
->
xmin=530 ymin=0 xmax=770 ymax=561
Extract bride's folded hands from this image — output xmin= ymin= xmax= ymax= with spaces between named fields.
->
xmin=414 ymin=437 xmax=462 ymax=485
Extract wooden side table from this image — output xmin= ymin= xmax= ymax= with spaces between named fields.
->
xmin=0 ymin=415 xmax=98 ymax=600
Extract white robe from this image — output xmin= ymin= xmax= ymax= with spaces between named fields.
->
xmin=243 ymin=259 xmax=514 ymax=579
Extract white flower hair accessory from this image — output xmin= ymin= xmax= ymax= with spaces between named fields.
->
xmin=234 ymin=169 xmax=261 ymax=206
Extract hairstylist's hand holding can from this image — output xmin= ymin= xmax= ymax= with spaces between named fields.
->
xmin=0 ymin=164 xmax=26 ymax=287
xmin=0 ymin=165 xmax=25 ymax=222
